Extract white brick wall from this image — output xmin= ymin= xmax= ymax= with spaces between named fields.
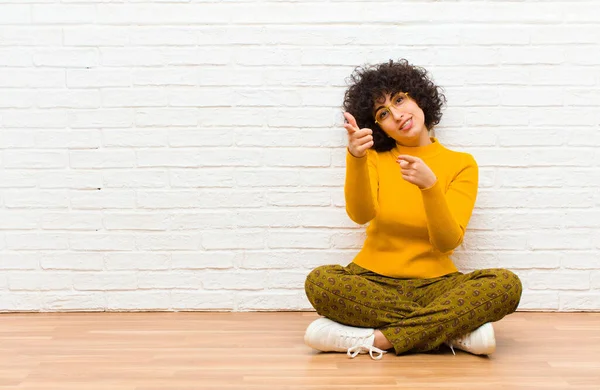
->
xmin=1 ymin=1 xmax=599 ymax=312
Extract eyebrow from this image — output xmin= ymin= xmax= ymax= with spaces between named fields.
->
xmin=373 ymin=91 xmax=399 ymax=114
xmin=373 ymin=98 xmax=389 ymax=115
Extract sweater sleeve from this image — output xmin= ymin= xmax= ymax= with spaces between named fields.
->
xmin=344 ymin=149 xmax=379 ymax=224
xmin=420 ymin=154 xmax=478 ymax=253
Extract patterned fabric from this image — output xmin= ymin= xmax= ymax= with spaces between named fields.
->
xmin=305 ymin=262 xmax=522 ymax=355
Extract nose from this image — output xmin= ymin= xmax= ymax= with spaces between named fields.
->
xmin=390 ymin=105 xmax=404 ymax=121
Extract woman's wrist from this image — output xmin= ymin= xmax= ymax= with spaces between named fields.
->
xmin=347 ymin=147 xmax=366 ymax=158
xmin=419 ymin=178 xmax=438 ymax=191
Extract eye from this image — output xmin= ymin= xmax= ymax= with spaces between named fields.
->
xmin=395 ymin=95 xmax=404 ymax=105
xmin=377 ymin=110 xmax=388 ymax=121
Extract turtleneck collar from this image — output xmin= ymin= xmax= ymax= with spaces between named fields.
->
xmin=391 ymin=137 xmax=443 ymax=159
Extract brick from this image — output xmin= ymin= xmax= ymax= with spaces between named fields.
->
xmin=42 ymin=293 xmax=105 ymax=311
xmin=106 ymin=291 xmax=171 ymax=311
xmin=170 ymin=169 xmax=233 ymax=188
xmin=3 ymin=151 xmax=68 ymax=169
xmin=41 ymin=252 xmax=104 ymax=271
xmin=70 ymin=150 xmax=136 ymax=169
xmin=8 ymin=272 xmax=72 ymax=291
xmin=200 ymin=271 xmax=266 ymax=290
xmin=0 ymin=27 xmax=61 ymax=46
xmin=203 ymin=230 xmax=265 ymax=250
xmin=70 ymin=190 xmax=136 ymax=210
xmin=73 ymin=272 xmax=137 ymax=291
xmin=0 ymin=5 xmax=31 ymax=24
xmin=135 ymin=234 xmax=200 ymax=251
xmin=63 ymin=26 xmax=129 ymax=46
xmin=33 ymin=49 xmax=98 ymax=68
xmin=528 ymin=271 xmax=590 ymax=290
xmin=172 ymin=291 xmax=234 ymax=310
xmin=39 ymin=170 xmax=102 ymax=189
xmin=69 ymin=233 xmax=136 ymax=251
xmin=103 ymin=213 xmax=170 ymax=231
xmin=103 ymin=170 xmax=169 ymax=189
xmin=137 ymin=271 xmax=200 ymax=289
xmin=171 ymin=252 xmax=238 ymax=270
xmin=4 ymin=191 xmax=69 ymax=209
xmin=68 ymin=69 xmax=131 ymax=88
xmin=32 ymin=4 xmax=95 ymax=24
xmin=106 ymin=253 xmax=170 ymax=271
xmin=267 ymin=230 xmax=331 ymax=249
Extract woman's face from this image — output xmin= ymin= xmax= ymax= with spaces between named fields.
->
xmin=372 ymin=92 xmax=428 ymax=147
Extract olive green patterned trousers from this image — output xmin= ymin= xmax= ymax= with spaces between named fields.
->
xmin=305 ymin=263 xmax=522 ymax=355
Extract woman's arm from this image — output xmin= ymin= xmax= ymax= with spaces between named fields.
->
xmin=344 ymin=149 xmax=379 ymax=224
xmin=420 ymin=154 xmax=478 ymax=253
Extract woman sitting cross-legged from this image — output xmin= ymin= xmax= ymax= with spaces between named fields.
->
xmin=304 ymin=59 xmax=522 ymax=360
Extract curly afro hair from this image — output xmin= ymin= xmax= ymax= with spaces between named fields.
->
xmin=343 ymin=59 xmax=446 ymax=152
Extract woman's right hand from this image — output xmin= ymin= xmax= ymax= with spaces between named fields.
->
xmin=343 ymin=112 xmax=374 ymax=158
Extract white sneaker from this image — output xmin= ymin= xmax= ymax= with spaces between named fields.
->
xmin=446 ymin=322 xmax=496 ymax=356
xmin=304 ymin=317 xmax=387 ymax=360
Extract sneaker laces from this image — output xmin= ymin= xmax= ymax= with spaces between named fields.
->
xmin=336 ymin=332 xmax=387 ymax=360
xmin=347 ymin=343 xmax=387 ymax=360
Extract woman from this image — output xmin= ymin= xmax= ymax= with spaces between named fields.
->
xmin=304 ymin=59 xmax=522 ymax=360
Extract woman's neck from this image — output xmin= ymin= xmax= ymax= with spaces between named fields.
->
xmin=396 ymin=130 xmax=432 ymax=148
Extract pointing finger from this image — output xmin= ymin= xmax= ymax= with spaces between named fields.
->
xmin=397 ymin=154 xmax=419 ymax=163
xmin=343 ymin=112 xmax=359 ymax=130
xmin=343 ymin=123 xmax=356 ymax=134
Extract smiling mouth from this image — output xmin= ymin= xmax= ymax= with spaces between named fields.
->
xmin=400 ymin=119 xmax=412 ymax=131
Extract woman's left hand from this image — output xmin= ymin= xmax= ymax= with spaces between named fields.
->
xmin=397 ymin=155 xmax=437 ymax=189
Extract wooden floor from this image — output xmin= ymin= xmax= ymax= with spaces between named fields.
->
xmin=0 ymin=312 xmax=599 ymax=390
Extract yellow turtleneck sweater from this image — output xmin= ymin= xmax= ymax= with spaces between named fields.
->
xmin=345 ymin=137 xmax=478 ymax=279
